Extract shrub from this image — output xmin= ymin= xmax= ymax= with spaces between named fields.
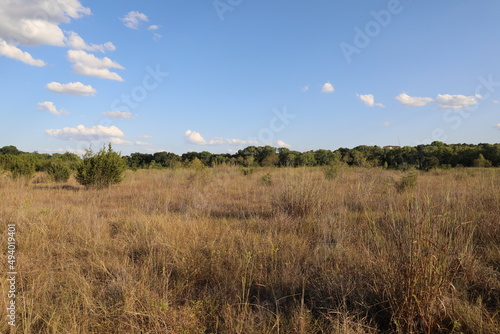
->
xmin=241 ymin=167 xmax=254 ymax=176
xmin=9 ymin=155 xmax=36 ymax=180
xmin=323 ymin=161 xmax=344 ymax=180
xmin=396 ymin=170 xmax=417 ymax=192
xmin=75 ymin=145 xmax=126 ymax=189
xmin=261 ymin=172 xmax=272 ymax=186
xmin=45 ymin=160 xmax=72 ymax=183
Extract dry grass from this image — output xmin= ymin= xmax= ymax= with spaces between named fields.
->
xmin=0 ymin=166 xmax=499 ymax=333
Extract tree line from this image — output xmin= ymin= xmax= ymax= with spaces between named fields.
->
xmin=1 ymin=142 xmax=499 ymax=176
xmin=123 ymin=142 xmax=500 ymax=170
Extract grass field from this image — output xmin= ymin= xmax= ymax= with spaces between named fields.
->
xmin=1 ymin=167 xmax=499 ymax=333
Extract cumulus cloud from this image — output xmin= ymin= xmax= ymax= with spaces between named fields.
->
xmin=184 ymin=130 xmax=207 ymax=145
xmin=66 ymin=32 xmax=115 ymax=53
xmin=45 ymin=124 xmax=149 ymax=146
xmin=0 ymin=1 xmax=115 ymax=66
xmin=121 ymin=11 xmax=148 ymax=29
xmin=0 ymin=40 xmax=46 ymax=66
xmin=0 ymin=0 xmax=90 ymax=47
xmin=67 ymin=50 xmax=124 ymax=81
xmin=395 ymin=93 xmax=434 ymax=107
xmin=321 ymin=82 xmax=335 ymax=93
xmin=102 ymin=111 xmax=135 ymax=119
xmin=46 ymin=125 xmax=125 ymax=142
xmin=37 ymin=101 xmax=68 ymax=115
xmin=435 ymin=94 xmax=479 ymax=110
xmin=46 ymin=81 xmax=96 ymax=96
xmin=357 ymin=94 xmax=385 ymax=108
xmin=148 ymin=25 xmax=160 ymax=31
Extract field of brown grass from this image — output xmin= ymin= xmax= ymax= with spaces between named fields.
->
xmin=1 ymin=167 xmax=499 ymax=333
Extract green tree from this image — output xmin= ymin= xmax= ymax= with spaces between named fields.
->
xmin=75 ymin=144 xmax=127 ymax=189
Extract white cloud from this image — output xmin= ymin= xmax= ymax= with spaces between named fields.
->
xmin=321 ymin=82 xmax=335 ymax=93
xmin=102 ymin=111 xmax=135 ymax=119
xmin=147 ymin=24 xmax=162 ymax=40
xmin=121 ymin=11 xmax=149 ymax=29
xmin=67 ymin=50 xmax=124 ymax=81
xmin=139 ymin=135 xmax=152 ymax=139
xmin=66 ymin=32 xmax=115 ymax=53
xmin=0 ymin=40 xmax=46 ymax=66
xmin=495 ymin=124 xmax=500 ymax=130
xmin=184 ymin=130 xmax=260 ymax=146
xmin=382 ymin=121 xmax=392 ymax=127
xmin=185 ymin=130 xmax=207 ymax=145
xmin=41 ymin=148 xmax=86 ymax=155
xmin=493 ymin=100 xmax=500 ymax=104
xmin=357 ymin=94 xmax=385 ymax=108
xmin=37 ymin=101 xmax=68 ymax=115
xmin=46 ymin=125 xmax=125 ymax=142
xmin=301 ymin=85 xmax=310 ymax=92
xmin=435 ymin=94 xmax=479 ymax=110
xmin=0 ymin=0 xmax=90 ymax=47
xmin=395 ymin=93 xmax=434 ymax=107
xmin=276 ymin=140 xmax=291 ymax=148
xmin=0 ymin=1 xmax=104 ymax=66
xmin=46 ymin=81 xmax=96 ymax=96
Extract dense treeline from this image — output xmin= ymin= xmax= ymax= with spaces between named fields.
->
xmin=0 ymin=142 xmax=499 ymax=177
xmin=125 ymin=141 xmax=500 ymax=170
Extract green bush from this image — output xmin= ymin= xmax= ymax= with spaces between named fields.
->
xmin=323 ymin=161 xmax=343 ymax=180
xmin=9 ymin=155 xmax=36 ymax=180
xmin=261 ymin=172 xmax=272 ymax=186
xmin=396 ymin=170 xmax=418 ymax=192
xmin=75 ymin=145 xmax=126 ymax=189
xmin=45 ymin=160 xmax=72 ymax=183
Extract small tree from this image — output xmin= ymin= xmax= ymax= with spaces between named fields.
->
xmin=75 ymin=144 xmax=126 ymax=189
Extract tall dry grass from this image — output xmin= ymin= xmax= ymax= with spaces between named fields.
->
xmin=0 ymin=166 xmax=498 ymax=333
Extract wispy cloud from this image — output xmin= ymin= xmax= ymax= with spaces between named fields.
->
xmin=382 ymin=121 xmax=392 ymax=127
xmin=0 ymin=40 xmax=46 ymax=66
xmin=121 ymin=11 xmax=149 ymax=29
xmin=395 ymin=93 xmax=434 ymax=107
xmin=185 ymin=130 xmax=289 ymax=148
xmin=66 ymin=32 xmax=115 ymax=53
xmin=46 ymin=82 xmax=96 ymax=96
xmin=102 ymin=111 xmax=136 ymax=119
xmin=38 ymin=101 xmax=69 ymax=115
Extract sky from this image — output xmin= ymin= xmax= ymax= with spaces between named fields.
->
xmin=0 ymin=0 xmax=499 ymax=155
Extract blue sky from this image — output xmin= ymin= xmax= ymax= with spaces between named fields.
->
xmin=1 ymin=0 xmax=499 ymax=155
